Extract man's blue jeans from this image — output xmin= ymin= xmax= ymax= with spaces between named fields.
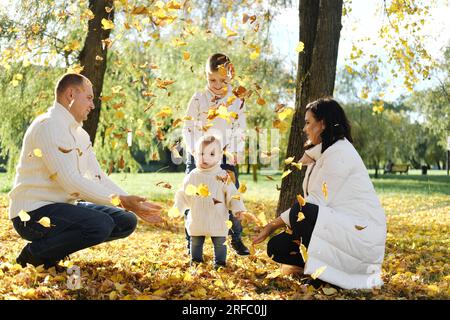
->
xmin=184 ymin=154 xmax=243 ymax=243
xmin=12 ymin=202 xmax=137 ymax=263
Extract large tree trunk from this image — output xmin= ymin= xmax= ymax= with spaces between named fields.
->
xmin=79 ymin=0 xmax=115 ymax=145
xmin=276 ymin=0 xmax=343 ymax=216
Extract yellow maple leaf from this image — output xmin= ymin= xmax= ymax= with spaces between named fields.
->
xmin=238 ymin=182 xmax=247 ymax=194
xmin=249 ymin=49 xmax=260 ymax=60
xmin=37 ymin=217 xmax=51 ymax=228
xmin=18 ymin=210 xmax=30 ymax=222
xmin=156 ymin=107 xmax=172 ymax=118
xmin=110 ymin=196 xmax=121 ymax=206
xmin=101 ymin=18 xmax=115 ymax=30
xmin=231 ymin=194 xmax=241 ymax=201
xmin=291 ymin=161 xmax=303 ymax=171
xmin=311 ymin=265 xmax=327 ymax=280
xmin=299 ymin=243 xmax=308 ymax=263
xmin=278 ymin=107 xmax=294 ymax=121
xmin=183 ymin=51 xmax=190 ymax=60
xmin=67 ymin=64 xmax=84 ymax=74
xmin=296 ymin=194 xmax=306 ymax=206
xmin=115 ymin=111 xmax=125 ymax=119
xmin=284 ymin=156 xmax=295 ymax=165
xmin=197 ymin=184 xmax=210 ymax=197
xmin=33 ymin=148 xmax=43 ymax=157
xmin=322 ymin=182 xmax=328 ymax=200
xmin=257 ymin=212 xmax=267 ymax=226
xmin=185 ymin=184 xmax=198 ymax=196
xmin=297 ymin=211 xmax=305 ymax=222
xmin=226 ymin=220 xmax=233 ymax=229
xmin=281 ymin=169 xmax=292 ymax=179
xmin=295 ymin=41 xmax=305 ymax=53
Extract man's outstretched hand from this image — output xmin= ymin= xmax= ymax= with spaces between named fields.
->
xmin=118 ymin=195 xmax=163 ymax=224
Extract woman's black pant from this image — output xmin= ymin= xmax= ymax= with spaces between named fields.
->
xmin=267 ymin=202 xmax=318 ymax=267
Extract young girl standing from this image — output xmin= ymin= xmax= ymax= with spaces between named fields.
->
xmin=173 ymin=135 xmax=247 ymax=268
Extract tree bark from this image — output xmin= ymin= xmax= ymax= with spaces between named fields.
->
xmin=79 ymin=0 xmax=115 ymax=145
xmin=276 ymin=0 xmax=343 ymax=216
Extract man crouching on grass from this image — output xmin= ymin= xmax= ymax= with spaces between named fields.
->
xmin=8 ymin=73 xmax=163 ymax=271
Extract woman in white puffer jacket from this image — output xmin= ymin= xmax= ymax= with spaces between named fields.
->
xmin=253 ymin=98 xmax=387 ymax=290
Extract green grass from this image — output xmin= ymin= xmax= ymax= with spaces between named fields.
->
xmin=1 ymin=170 xmax=449 ymax=202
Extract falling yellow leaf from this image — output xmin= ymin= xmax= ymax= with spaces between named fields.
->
xmin=295 ymin=41 xmax=305 ymax=53
xmin=231 ymin=194 xmax=241 ymax=201
xmin=168 ymin=207 xmax=180 ymax=218
xmin=37 ymin=217 xmax=51 ymax=228
xmin=18 ymin=210 xmax=30 ymax=222
xmin=249 ymin=50 xmax=260 ymax=60
xmin=115 ymin=111 xmax=125 ymax=120
xmin=281 ymin=169 xmax=292 ymax=179
xmin=33 ymin=148 xmax=43 ymax=157
xmin=238 ymin=182 xmax=247 ymax=194
xmin=197 ymin=184 xmax=210 ymax=197
xmin=49 ymin=172 xmax=58 ymax=181
xmin=257 ymin=212 xmax=267 ymax=226
xmin=278 ymin=107 xmax=294 ymax=121
xmin=322 ymin=182 xmax=328 ymax=200
xmin=221 ymin=17 xmax=238 ymax=37
xmin=297 ymin=212 xmax=305 ymax=222
xmin=284 ymin=157 xmax=295 ymax=165
xmin=291 ymin=161 xmax=303 ymax=171
xmin=156 ymin=107 xmax=172 ymax=118
xmin=226 ymin=220 xmax=233 ymax=229
xmin=299 ymin=243 xmax=308 ymax=263
xmin=101 ymin=18 xmax=115 ymax=30
xmin=67 ymin=64 xmax=84 ymax=74
xmin=355 ymin=225 xmax=367 ymax=230
xmin=183 ymin=51 xmax=190 ymax=60
xmin=110 ymin=196 xmax=121 ymax=206
xmin=296 ymin=194 xmax=306 ymax=207
xmin=185 ymin=184 xmax=197 ymax=196
xmin=311 ymin=266 xmax=327 ymax=280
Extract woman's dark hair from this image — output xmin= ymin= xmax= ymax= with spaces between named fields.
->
xmin=305 ymin=97 xmax=353 ymax=153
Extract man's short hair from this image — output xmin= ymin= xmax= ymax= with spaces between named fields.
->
xmin=55 ymin=73 xmax=92 ymax=97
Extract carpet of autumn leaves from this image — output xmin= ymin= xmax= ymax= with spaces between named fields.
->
xmin=0 ymin=192 xmax=449 ymax=300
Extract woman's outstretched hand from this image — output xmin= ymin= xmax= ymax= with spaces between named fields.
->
xmin=252 ymin=224 xmax=273 ymax=245
xmin=252 ymin=216 xmax=286 ymax=245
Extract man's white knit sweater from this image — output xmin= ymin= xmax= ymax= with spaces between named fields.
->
xmin=174 ymin=163 xmax=246 ymax=237
xmin=8 ymin=102 xmax=128 ymax=219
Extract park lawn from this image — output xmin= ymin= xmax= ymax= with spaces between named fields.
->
xmin=0 ymin=171 xmax=448 ymax=300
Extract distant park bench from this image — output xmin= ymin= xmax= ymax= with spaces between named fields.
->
xmin=384 ymin=164 xmax=409 ymax=174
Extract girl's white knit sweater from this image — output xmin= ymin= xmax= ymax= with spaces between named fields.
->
xmin=174 ymin=163 xmax=246 ymax=237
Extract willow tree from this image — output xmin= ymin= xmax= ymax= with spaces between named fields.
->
xmin=276 ymin=0 xmax=343 ymax=215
